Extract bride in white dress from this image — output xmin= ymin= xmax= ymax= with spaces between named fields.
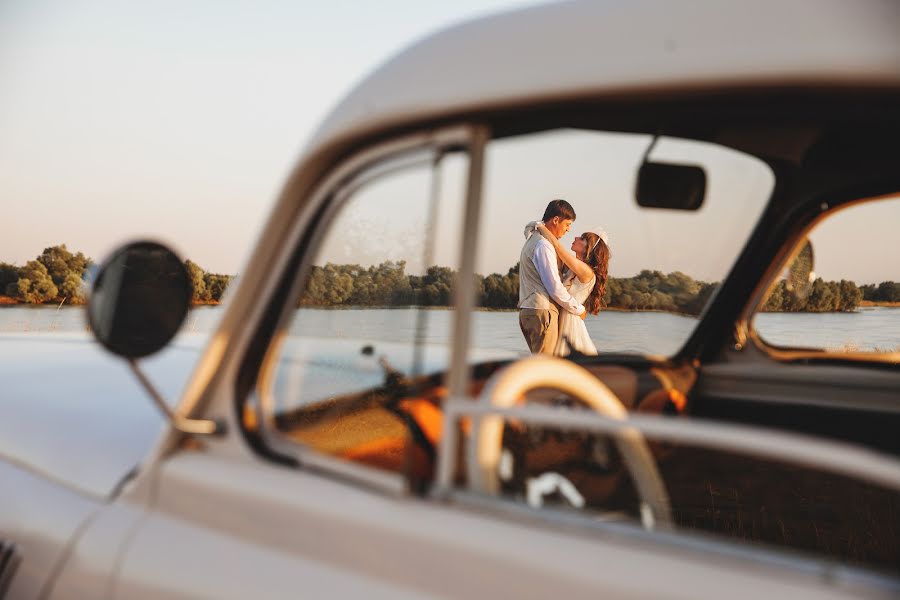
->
xmin=535 ymin=222 xmax=611 ymax=356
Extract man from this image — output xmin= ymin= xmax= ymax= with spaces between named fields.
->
xmin=518 ymin=199 xmax=587 ymax=354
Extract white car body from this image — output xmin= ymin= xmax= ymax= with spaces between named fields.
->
xmin=2 ymin=1 xmax=900 ymax=598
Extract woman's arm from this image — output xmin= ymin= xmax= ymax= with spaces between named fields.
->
xmin=536 ymin=223 xmax=594 ymax=283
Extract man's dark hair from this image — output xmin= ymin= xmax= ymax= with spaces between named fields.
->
xmin=542 ymin=199 xmax=576 ymax=222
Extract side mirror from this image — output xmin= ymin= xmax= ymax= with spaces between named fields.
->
xmin=88 ymin=241 xmax=223 ymax=436
xmin=636 ymin=162 xmax=706 ymax=211
xmin=88 ymin=241 xmax=192 ymax=358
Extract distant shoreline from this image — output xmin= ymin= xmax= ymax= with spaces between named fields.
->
xmin=860 ymin=300 xmax=900 ymax=308
xmin=0 ymin=295 xmax=221 ymax=307
xmin=4 ymin=294 xmax=899 ymax=312
xmin=293 ymin=304 xmax=700 ymax=316
xmin=0 ymin=295 xmax=85 ymax=306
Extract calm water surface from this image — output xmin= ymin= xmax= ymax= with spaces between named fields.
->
xmin=1 ymin=304 xmax=897 ymax=355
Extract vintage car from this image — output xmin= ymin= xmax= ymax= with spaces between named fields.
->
xmin=2 ymin=1 xmax=899 ymax=598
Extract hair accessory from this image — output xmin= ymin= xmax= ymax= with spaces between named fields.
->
xmin=586 ymin=227 xmax=609 ymax=253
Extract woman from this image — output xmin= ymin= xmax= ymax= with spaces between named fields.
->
xmin=536 ymin=222 xmax=611 ymax=356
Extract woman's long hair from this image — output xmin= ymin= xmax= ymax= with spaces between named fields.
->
xmin=580 ymin=232 xmax=610 ymax=315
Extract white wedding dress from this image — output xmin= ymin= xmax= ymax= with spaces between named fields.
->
xmin=554 ymin=271 xmax=598 ymax=356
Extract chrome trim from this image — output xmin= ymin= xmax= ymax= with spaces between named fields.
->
xmin=435 ymin=126 xmax=490 ymax=490
xmin=438 ymin=404 xmax=900 ymax=493
xmin=445 ymin=126 xmax=489 ymax=400
xmin=0 ymin=450 xmax=108 ymax=503
xmin=127 ymin=360 xmax=222 ymax=436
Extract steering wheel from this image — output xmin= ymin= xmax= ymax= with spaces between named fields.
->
xmin=468 ymin=355 xmax=673 ymax=530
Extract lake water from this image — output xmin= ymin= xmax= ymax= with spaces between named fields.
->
xmin=1 ymin=304 xmax=897 ymax=355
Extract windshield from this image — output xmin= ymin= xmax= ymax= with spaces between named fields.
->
xmin=471 ymin=128 xmax=774 ymax=357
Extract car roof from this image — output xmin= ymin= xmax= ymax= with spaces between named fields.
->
xmin=306 ymin=0 xmax=900 ymax=154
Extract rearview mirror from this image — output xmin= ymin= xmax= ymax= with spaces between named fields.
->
xmin=635 ymin=162 xmax=706 ymax=210
xmin=88 ymin=241 xmax=192 ymax=358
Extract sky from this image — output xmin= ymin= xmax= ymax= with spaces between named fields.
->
xmin=317 ymin=127 xmax=899 ymax=285
xmin=2 ymin=0 xmax=897 ymax=285
xmin=0 ymin=0 xmax=537 ymax=274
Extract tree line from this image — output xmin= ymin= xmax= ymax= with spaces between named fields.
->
xmin=762 ymin=279 xmax=862 ymax=312
xmin=301 ymin=261 xmax=879 ymax=315
xmin=1 ymin=245 xmax=231 ymax=305
xmin=860 ymin=281 xmax=900 ymax=303
xmin=3 ymin=246 xmax=890 ymax=313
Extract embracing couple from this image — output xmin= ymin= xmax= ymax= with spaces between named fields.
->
xmin=518 ymin=199 xmax=611 ymax=357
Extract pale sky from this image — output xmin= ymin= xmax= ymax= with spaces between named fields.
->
xmin=0 ymin=0 xmax=537 ymax=274
xmin=3 ymin=1 xmax=897 ymax=285
xmin=318 ymin=128 xmax=899 ymax=284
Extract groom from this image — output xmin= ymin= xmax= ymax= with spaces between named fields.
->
xmin=518 ymin=199 xmax=586 ymax=354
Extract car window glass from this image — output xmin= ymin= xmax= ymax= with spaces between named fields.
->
xmin=753 ymin=195 xmax=900 ymax=354
xmin=471 ymin=128 xmax=773 ymax=359
xmin=266 ymin=150 xmax=467 ymax=477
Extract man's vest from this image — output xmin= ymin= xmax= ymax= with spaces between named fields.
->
xmin=518 ymin=233 xmax=555 ymax=310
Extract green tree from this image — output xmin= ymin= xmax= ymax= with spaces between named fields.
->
xmin=762 ymin=280 xmax=785 ymax=312
xmin=184 ymin=260 xmax=207 ymax=301
xmin=0 ymin=262 xmax=20 ymax=297
xmin=876 ymin=281 xmax=900 ymax=302
xmin=369 ymin=261 xmax=410 ymax=305
xmin=13 ymin=260 xmax=58 ymax=303
xmin=860 ymin=283 xmax=877 ymax=301
xmin=600 ymin=270 xmax=714 ymax=315
xmin=683 ymin=281 xmax=717 ymax=315
xmin=481 ymin=272 xmax=518 ymax=308
xmin=37 ymin=244 xmax=91 ymax=301
xmin=414 ymin=265 xmax=455 ymax=306
xmin=806 ymin=278 xmax=836 ymax=312
xmin=58 ymin=272 xmax=86 ymax=301
xmin=204 ymin=273 xmax=233 ymax=302
xmin=304 ymin=264 xmax=354 ymax=305
xmin=838 ymin=279 xmax=862 ymax=312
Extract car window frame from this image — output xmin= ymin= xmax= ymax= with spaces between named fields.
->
xmin=740 ymin=192 xmax=900 ymax=367
xmin=252 ymin=124 xmax=486 ymax=495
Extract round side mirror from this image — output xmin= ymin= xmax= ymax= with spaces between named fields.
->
xmin=88 ymin=241 xmax=192 ymax=358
